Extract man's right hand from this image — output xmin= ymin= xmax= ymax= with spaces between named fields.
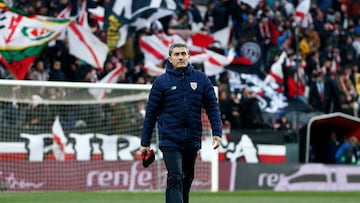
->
xmin=140 ymin=146 xmax=151 ymax=154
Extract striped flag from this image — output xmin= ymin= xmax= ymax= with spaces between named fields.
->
xmin=56 ymin=6 xmax=72 ymax=41
xmin=294 ymin=0 xmax=310 ymax=24
xmin=67 ymin=22 xmax=109 ymax=72
xmin=77 ymin=0 xmax=90 ymax=30
xmin=139 ymin=32 xmax=234 ymax=76
xmin=88 ymin=64 xmax=125 ymax=100
xmin=139 ymin=35 xmax=169 ymax=65
xmin=187 ymin=26 xmax=231 ymax=55
xmin=190 ymin=48 xmax=235 ymax=76
xmin=88 ymin=5 xmax=105 ymax=30
xmin=139 ymin=33 xmax=185 ymax=65
xmin=187 ymin=31 xmax=215 ymax=55
xmin=264 ymin=51 xmax=287 ymax=84
xmin=141 ymin=61 xmax=165 ymax=77
xmin=0 ymin=3 xmax=69 ymax=79
xmin=57 ymin=5 xmax=72 ymax=19
xmin=52 ymin=116 xmax=67 ymax=161
xmin=212 ymin=26 xmax=231 ymax=48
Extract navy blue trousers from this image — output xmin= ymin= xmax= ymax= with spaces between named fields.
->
xmin=160 ymin=147 xmax=198 ymax=203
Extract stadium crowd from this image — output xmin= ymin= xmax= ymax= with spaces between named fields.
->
xmin=0 ymin=0 xmax=360 ymax=134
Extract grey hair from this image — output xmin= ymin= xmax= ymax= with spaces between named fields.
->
xmin=168 ymin=43 xmax=189 ymax=56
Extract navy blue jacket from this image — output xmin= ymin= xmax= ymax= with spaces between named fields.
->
xmin=141 ymin=61 xmax=222 ymax=150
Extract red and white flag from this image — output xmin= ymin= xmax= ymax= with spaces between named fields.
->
xmin=264 ymin=51 xmax=287 ymax=84
xmin=88 ymin=64 xmax=125 ymax=100
xmin=240 ymin=0 xmax=261 ymax=9
xmin=190 ymin=48 xmax=235 ymax=76
xmin=52 ymin=116 xmax=67 ymax=161
xmin=212 ymin=26 xmax=232 ymax=48
xmin=187 ymin=31 xmax=215 ymax=55
xmin=295 ymin=0 xmax=310 ymax=24
xmin=78 ymin=0 xmax=90 ymax=30
xmin=88 ymin=5 xmax=105 ymax=30
xmin=57 ymin=5 xmax=72 ymax=19
xmin=139 ymin=33 xmax=185 ymax=65
xmin=142 ymin=61 xmax=165 ymax=77
xmin=51 ymin=5 xmax=72 ymax=42
xmin=67 ymin=22 xmax=109 ymax=72
xmin=139 ymin=35 xmax=168 ymax=65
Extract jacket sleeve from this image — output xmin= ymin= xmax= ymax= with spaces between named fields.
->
xmin=141 ymin=79 xmax=163 ymax=146
xmin=202 ymin=76 xmax=222 ymax=137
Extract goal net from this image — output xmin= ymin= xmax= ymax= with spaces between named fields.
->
xmin=0 ymin=79 xmax=219 ymax=192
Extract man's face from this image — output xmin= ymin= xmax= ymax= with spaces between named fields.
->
xmin=169 ymin=47 xmax=190 ymax=69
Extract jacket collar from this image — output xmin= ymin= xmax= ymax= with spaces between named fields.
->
xmin=165 ymin=60 xmax=193 ymax=76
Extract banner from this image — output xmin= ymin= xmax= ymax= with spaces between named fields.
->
xmin=224 ymin=163 xmax=360 ymax=191
xmin=3 ymin=162 xmax=359 ymax=191
xmin=0 ymin=160 xmax=211 ymax=191
xmin=0 ymin=129 xmax=287 ymax=163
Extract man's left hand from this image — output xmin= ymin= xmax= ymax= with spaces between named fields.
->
xmin=212 ymin=136 xmax=222 ymax=149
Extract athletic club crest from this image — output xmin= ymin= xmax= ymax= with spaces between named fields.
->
xmin=190 ymin=82 xmax=197 ymax=90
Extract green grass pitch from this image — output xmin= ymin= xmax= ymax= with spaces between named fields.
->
xmin=1 ymin=191 xmax=360 ymax=203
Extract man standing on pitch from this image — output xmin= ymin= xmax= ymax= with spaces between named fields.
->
xmin=140 ymin=43 xmax=222 ymax=203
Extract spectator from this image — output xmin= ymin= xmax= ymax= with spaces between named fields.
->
xmin=1 ymin=102 xmax=23 ymax=127
xmin=130 ymin=101 xmax=146 ymax=137
xmin=238 ymin=13 xmax=257 ymax=42
xmin=352 ymin=33 xmax=360 ymax=58
xmin=84 ymin=68 xmax=98 ymax=83
xmin=167 ymin=11 xmax=192 ymax=39
xmin=299 ymin=31 xmax=311 ymax=60
xmin=335 ymin=136 xmax=359 ymax=164
xmin=339 ymin=34 xmax=357 ymax=67
xmin=98 ymin=60 xmax=115 ymax=80
xmin=68 ymin=58 xmax=87 ymax=82
xmin=119 ymin=37 xmax=136 ymax=78
xmin=204 ymin=0 xmax=229 ymax=33
xmin=188 ymin=2 xmax=203 ymax=25
xmin=305 ymin=51 xmax=321 ymax=86
xmin=227 ymin=92 xmax=241 ymax=129
xmin=239 ymin=87 xmax=264 ymax=129
xmin=308 ymin=72 xmax=326 ymax=112
xmin=23 ymin=95 xmax=51 ymax=127
xmin=323 ymin=130 xmax=340 ymax=164
xmin=107 ymin=102 xmax=132 ymax=134
xmin=31 ymin=59 xmax=49 ymax=81
xmin=306 ymin=24 xmax=321 ymax=52
xmin=256 ymin=12 xmax=278 ymax=71
xmin=281 ymin=52 xmax=308 ymax=106
xmin=323 ymin=67 xmax=342 ymax=114
xmin=218 ymin=89 xmax=231 ymax=126
xmin=273 ymin=110 xmax=291 ymax=131
xmin=338 ymin=66 xmax=358 ymax=116
xmin=0 ymin=65 xmax=8 ymax=79
xmin=48 ymin=59 xmax=66 ymax=81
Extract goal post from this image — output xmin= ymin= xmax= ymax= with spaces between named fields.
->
xmin=0 ymin=79 xmax=219 ymax=192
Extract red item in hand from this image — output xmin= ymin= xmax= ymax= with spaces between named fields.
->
xmin=142 ymin=149 xmax=155 ymax=168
